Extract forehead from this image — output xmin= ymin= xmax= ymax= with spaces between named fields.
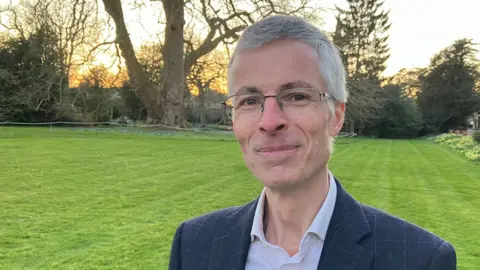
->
xmin=228 ymin=39 xmax=324 ymax=95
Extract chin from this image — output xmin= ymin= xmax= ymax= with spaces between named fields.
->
xmin=251 ymin=165 xmax=305 ymax=189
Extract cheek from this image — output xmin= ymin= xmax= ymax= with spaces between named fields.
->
xmin=290 ymin=112 xmax=330 ymax=152
xmin=233 ymin=119 xmax=251 ymax=153
xmin=290 ymin=110 xmax=329 ymax=136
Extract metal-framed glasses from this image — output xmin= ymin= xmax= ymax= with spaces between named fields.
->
xmin=222 ymin=88 xmax=333 ymax=120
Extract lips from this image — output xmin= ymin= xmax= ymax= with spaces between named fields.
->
xmin=257 ymin=145 xmax=299 ymax=152
xmin=256 ymin=144 xmax=300 ymax=158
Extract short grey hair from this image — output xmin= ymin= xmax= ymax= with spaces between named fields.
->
xmin=228 ymin=15 xmax=348 ymax=105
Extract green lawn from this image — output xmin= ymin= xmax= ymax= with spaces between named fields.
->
xmin=0 ymin=127 xmax=479 ymax=269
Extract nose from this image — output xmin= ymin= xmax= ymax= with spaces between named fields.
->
xmin=258 ymin=96 xmax=288 ymax=134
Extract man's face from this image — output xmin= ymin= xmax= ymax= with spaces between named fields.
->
xmin=228 ymin=39 xmax=345 ymax=190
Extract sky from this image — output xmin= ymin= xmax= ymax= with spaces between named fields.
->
xmin=117 ymin=0 xmax=480 ymax=76
xmin=321 ymin=0 xmax=480 ymax=75
xmin=1 ymin=0 xmax=479 ymax=77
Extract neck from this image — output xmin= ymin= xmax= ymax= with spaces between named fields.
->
xmin=263 ymin=168 xmax=330 ymax=256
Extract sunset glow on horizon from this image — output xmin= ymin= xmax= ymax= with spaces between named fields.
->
xmin=1 ymin=0 xmax=479 ymax=82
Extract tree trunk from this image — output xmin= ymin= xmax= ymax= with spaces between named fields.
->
xmin=102 ymin=0 xmax=164 ymax=123
xmin=348 ymin=120 xmax=355 ymax=134
xmin=161 ymin=0 xmax=185 ymax=127
xmin=198 ymin=89 xmax=206 ymax=127
xmin=474 ymin=112 xmax=479 ymax=129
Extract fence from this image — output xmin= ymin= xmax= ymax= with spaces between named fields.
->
xmin=0 ymin=121 xmax=357 ymax=137
xmin=0 ymin=121 xmax=228 ymax=132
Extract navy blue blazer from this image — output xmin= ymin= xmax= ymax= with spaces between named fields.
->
xmin=168 ymin=178 xmax=456 ymax=269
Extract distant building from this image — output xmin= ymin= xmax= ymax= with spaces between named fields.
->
xmin=467 ymin=111 xmax=479 ymax=130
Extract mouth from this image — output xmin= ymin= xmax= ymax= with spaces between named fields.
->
xmin=256 ymin=145 xmax=300 ymax=158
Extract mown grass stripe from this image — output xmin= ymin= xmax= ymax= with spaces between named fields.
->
xmin=409 ymin=140 xmax=479 ymax=269
xmin=0 ymin=127 xmax=478 ymax=269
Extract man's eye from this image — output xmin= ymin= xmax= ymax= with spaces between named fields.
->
xmin=292 ymin=94 xmax=308 ymax=100
xmin=244 ymin=99 xmax=258 ymax=105
xmin=285 ymin=93 xmax=310 ymax=101
xmin=238 ymin=97 xmax=261 ymax=106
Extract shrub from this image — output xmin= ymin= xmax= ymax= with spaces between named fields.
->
xmin=434 ymin=133 xmax=462 ymax=144
xmin=473 ymin=131 xmax=480 ymax=143
xmin=465 ymin=146 xmax=480 ymax=161
xmin=452 ymin=136 xmax=477 ymax=154
xmin=434 ymin=133 xmax=480 ymax=161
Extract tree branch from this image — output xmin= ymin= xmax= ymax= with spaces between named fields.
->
xmin=185 ymin=23 xmax=244 ymax=75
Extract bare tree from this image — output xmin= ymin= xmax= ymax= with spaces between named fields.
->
xmin=1 ymin=0 xmax=103 ymax=81
xmin=73 ymin=66 xmax=124 ymax=122
xmin=187 ymin=47 xmax=227 ymax=126
xmin=102 ymin=0 xmax=165 ymax=124
xmin=136 ymin=42 xmax=164 ymax=85
xmin=101 ymin=0 xmax=322 ymax=127
xmin=159 ymin=0 xmax=185 ymax=126
xmin=0 ymin=0 xmax=107 ymax=119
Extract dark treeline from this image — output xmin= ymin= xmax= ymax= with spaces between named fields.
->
xmin=1 ymin=0 xmax=479 ymax=136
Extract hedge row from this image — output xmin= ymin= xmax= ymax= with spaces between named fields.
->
xmin=434 ymin=133 xmax=480 ymax=161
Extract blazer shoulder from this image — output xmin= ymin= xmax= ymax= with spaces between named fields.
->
xmin=359 ymin=203 xmax=456 ymax=268
xmin=185 ymin=199 xmax=254 ymax=224
xmin=177 ymin=199 xmax=256 ymax=240
xmin=169 ymin=200 xmax=258 ymax=269
xmin=182 ymin=204 xmax=242 ymax=228
xmin=361 ymin=203 xmax=453 ymax=247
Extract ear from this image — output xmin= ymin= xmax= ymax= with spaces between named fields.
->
xmin=329 ymin=102 xmax=345 ymax=137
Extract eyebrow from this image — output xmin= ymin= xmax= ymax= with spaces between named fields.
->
xmin=235 ymin=86 xmax=261 ymax=95
xmin=233 ymin=80 xmax=314 ymax=95
xmin=279 ymin=80 xmax=314 ymax=91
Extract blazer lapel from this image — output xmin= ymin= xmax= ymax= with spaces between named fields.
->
xmin=205 ymin=178 xmax=374 ymax=270
xmin=317 ymin=178 xmax=374 ymax=270
xmin=207 ymin=198 xmax=258 ymax=270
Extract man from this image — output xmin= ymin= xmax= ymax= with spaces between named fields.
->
xmin=169 ymin=15 xmax=456 ymax=270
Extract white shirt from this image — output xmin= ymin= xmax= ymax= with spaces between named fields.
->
xmin=245 ymin=171 xmax=337 ymax=270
